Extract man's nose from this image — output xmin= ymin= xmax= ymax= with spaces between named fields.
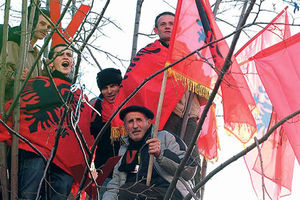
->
xmin=133 ymin=120 xmax=138 ymax=128
xmin=166 ymin=24 xmax=172 ymax=29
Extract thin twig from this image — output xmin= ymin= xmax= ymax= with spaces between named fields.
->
xmin=254 ymin=136 xmax=265 ymax=200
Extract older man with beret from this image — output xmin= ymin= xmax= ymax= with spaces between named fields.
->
xmin=103 ymin=105 xmax=197 ymax=200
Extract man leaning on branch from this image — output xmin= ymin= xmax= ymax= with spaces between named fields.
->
xmin=1 ymin=6 xmax=51 ymax=102
xmin=103 ymin=105 xmax=197 ymax=200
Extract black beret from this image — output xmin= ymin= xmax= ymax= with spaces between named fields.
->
xmin=119 ymin=105 xmax=154 ymax=121
xmin=96 ymin=68 xmax=122 ymax=90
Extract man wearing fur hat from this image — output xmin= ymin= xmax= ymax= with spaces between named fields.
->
xmin=90 ymin=68 xmax=123 ymax=197
xmin=103 ymin=105 xmax=197 ymax=200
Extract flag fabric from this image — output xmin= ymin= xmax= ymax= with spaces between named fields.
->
xmin=247 ymin=109 xmax=295 ymax=199
xmin=166 ymin=0 xmax=214 ymax=98
xmin=253 ymin=32 xmax=300 ymax=163
xmin=0 ymin=76 xmax=94 ymax=186
xmin=111 ymin=40 xmax=185 ymax=138
xmin=167 ymin=0 xmax=257 ymax=145
xmin=235 ymin=7 xmax=290 ymax=138
xmin=199 ymin=0 xmax=257 ymax=143
xmin=197 ymin=104 xmax=219 ymax=160
xmin=50 ymin=0 xmax=91 ymax=47
xmin=235 ymin=8 xmax=293 ymax=199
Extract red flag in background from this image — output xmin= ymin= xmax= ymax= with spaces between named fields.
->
xmin=167 ymin=0 xmax=256 ymax=146
xmin=248 ymin=109 xmax=295 ymax=199
xmin=198 ymin=0 xmax=257 ymax=143
xmin=166 ymin=0 xmax=213 ymax=99
xmin=253 ymin=33 xmax=300 ymax=163
xmin=235 ymin=8 xmax=293 ymax=199
xmin=235 ymin=7 xmax=290 ymax=138
xmin=197 ymin=104 xmax=219 ymax=160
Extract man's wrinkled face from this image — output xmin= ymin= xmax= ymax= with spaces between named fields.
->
xmin=101 ymin=84 xmax=120 ymax=104
xmin=154 ymin=14 xmax=174 ymax=44
xmin=33 ymin=15 xmax=51 ymax=40
xmin=50 ymin=46 xmax=73 ymax=77
xmin=124 ymin=111 xmax=151 ymax=142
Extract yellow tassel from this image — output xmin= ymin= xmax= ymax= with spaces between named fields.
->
xmin=167 ymin=68 xmax=210 ymax=99
xmin=110 ymin=126 xmax=127 ymax=142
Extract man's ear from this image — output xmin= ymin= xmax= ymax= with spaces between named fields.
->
xmin=147 ymin=119 xmax=152 ymax=129
xmin=46 ymin=59 xmax=54 ymax=71
xmin=153 ymin=27 xmax=158 ymax=34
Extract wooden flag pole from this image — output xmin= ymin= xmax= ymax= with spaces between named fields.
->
xmin=146 ymin=70 xmax=168 ymax=186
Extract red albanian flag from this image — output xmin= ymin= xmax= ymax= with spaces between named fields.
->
xmin=111 ymin=40 xmax=185 ymax=139
xmin=254 ymin=33 xmax=300 ymax=163
xmin=0 ymin=76 xmax=94 ymax=185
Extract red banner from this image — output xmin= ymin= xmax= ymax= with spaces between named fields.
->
xmin=167 ymin=0 xmax=256 ymax=151
xmin=237 ymin=8 xmax=293 ymax=199
xmin=0 ymin=76 xmax=94 ymax=186
xmin=111 ymin=40 xmax=185 ymax=138
xmin=197 ymin=104 xmax=218 ymax=160
xmin=254 ymin=33 xmax=300 ymax=163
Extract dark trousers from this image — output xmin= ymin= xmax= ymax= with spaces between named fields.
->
xmin=18 ymin=150 xmax=73 ymax=200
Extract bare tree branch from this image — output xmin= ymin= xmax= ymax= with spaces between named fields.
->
xmin=0 ymin=0 xmax=11 ymax=198
xmin=131 ymin=0 xmax=144 ymax=60
xmin=164 ymin=0 xmax=256 ymax=199
xmin=184 ymin=109 xmax=300 ymax=200
xmin=254 ymin=136 xmax=265 ymax=200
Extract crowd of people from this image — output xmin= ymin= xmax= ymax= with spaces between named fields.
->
xmin=0 ymin=6 xmax=203 ymax=200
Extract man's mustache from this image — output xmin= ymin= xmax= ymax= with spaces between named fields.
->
xmin=132 ymin=129 xmax=141 ymax=133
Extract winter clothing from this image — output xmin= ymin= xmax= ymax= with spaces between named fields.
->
xmin=3 ymin=41 xmax=43 ymax=101
xmin=103 ymin=127 xmax=197 ymax=199
xmin=172 ymin=90 xmax=203 ymax=119
xmin=90 ymin=98 xmax=121 ymax=171
xmin=96 ymin=68 xmax=122 ymax=90
xmin=119 ymin=105 xmax=154 ymax=121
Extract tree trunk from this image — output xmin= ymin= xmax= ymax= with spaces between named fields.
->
xmin=0 ymin=0 xmax=11 ymax=199
xmin=10 ymin=0 xmax=35 ymax=198
xmin=130 ymin=0 xmax=144 ymax=60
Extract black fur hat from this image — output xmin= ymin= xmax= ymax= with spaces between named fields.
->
xmin=96 ymin=68 xmax=122 ymax=90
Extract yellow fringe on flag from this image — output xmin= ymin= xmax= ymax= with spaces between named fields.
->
xmin=110 ymin=126 xmax=127 ymax=142
xmin=167 ymin=68 xmax=211 ymax=99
